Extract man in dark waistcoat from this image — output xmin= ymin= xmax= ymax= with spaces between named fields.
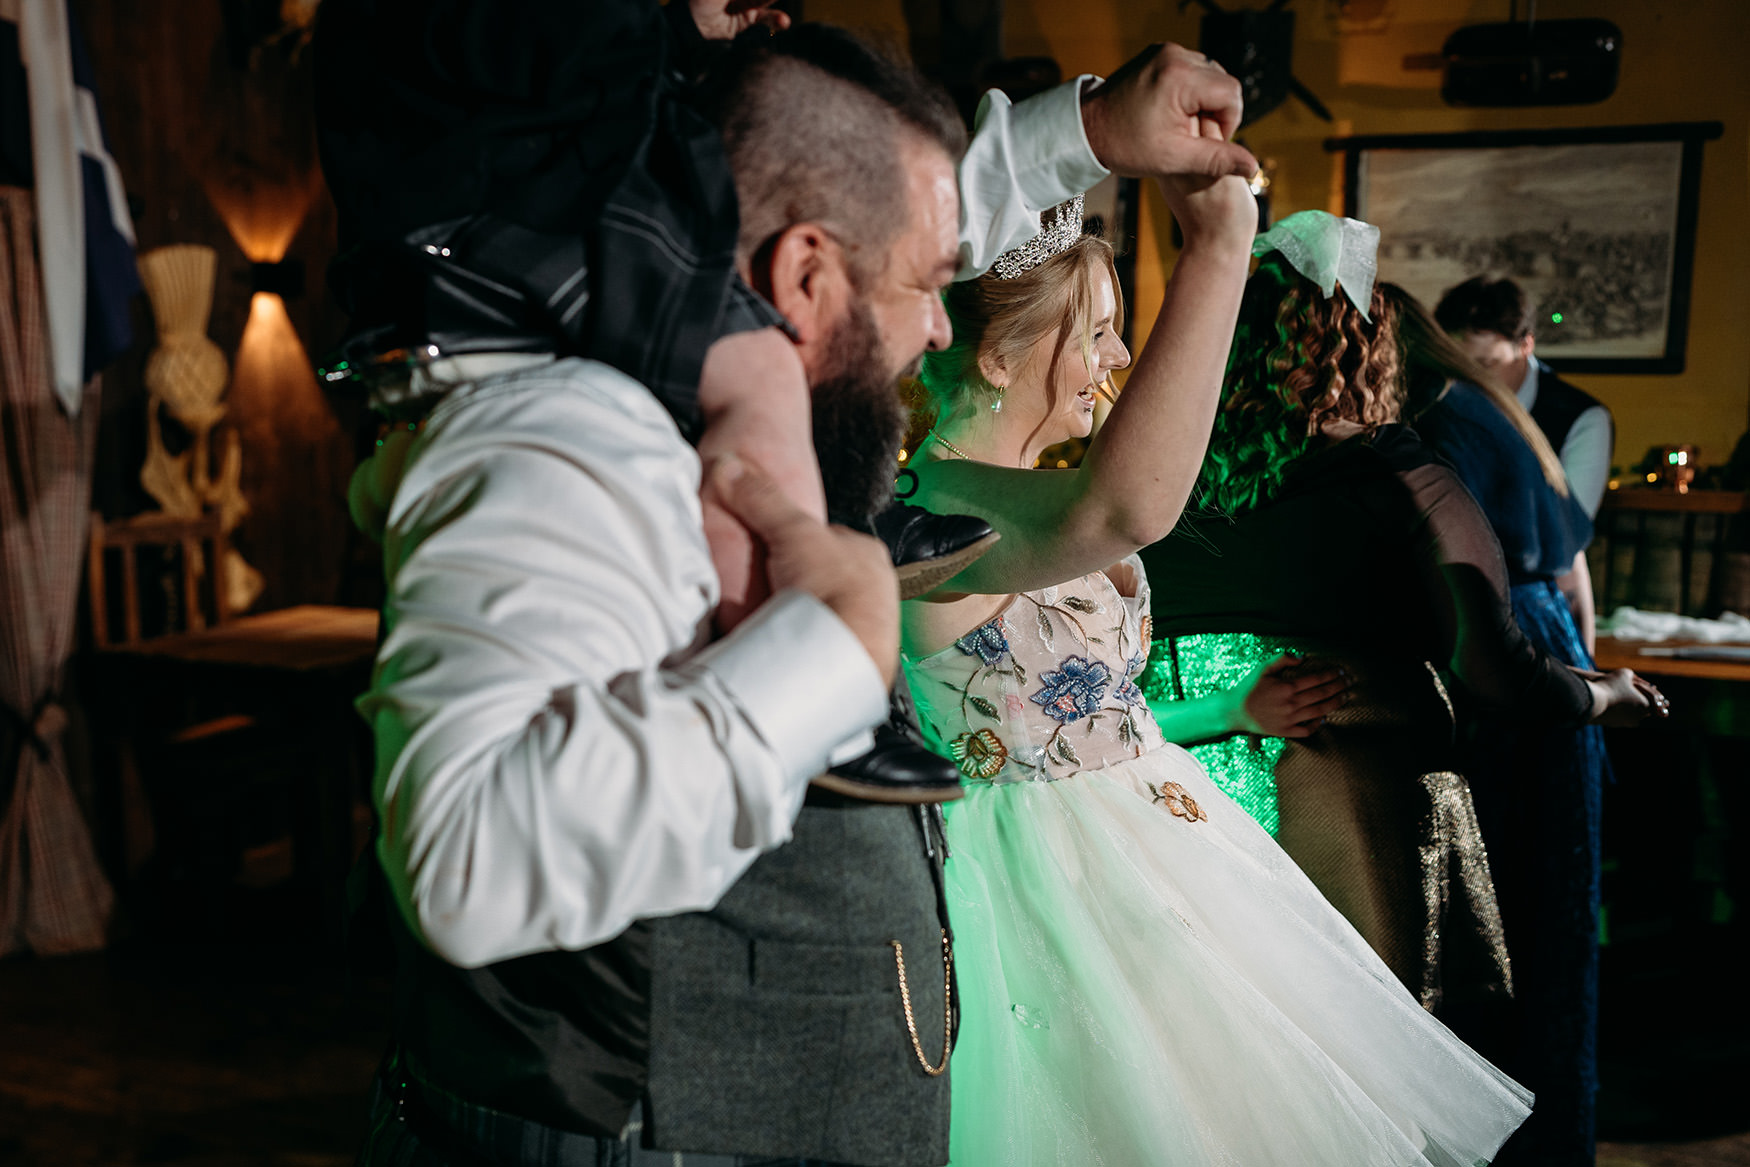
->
xmin=317 ymin=5 xmax=1254 ymax=1163
xmin=1436 ymin=275 xmax=1615 ymax=521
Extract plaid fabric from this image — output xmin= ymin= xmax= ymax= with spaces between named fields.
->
xmin=315 ymin=0 xmax=784 ymax=440
xmin=0 ymin=185 xmax=113 ymax=957
xmin=358 ymin=1072 xmax=860 ymax=1167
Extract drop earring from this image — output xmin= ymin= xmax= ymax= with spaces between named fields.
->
xmin=990 ymin=384 xmax=1006 ymax=413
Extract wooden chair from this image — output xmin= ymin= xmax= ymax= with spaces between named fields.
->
xmin=81 ymin=510 xmax=369 ymax=938
xmin=1590 ymin=490 xmax=1750 ymax=617
xmin=86 ymin=510 xmax=231 ymax=647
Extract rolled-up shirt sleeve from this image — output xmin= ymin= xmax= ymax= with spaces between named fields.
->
xmin=957 ymin=75 xmax=1110 ymax=280
xmin=360 ymin=358 xmax=888 ymax=969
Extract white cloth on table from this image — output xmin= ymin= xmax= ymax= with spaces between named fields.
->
xmin=1599 ymin=606 xmax=1750 ymax=643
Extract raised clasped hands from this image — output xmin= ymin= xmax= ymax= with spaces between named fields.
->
xmin=1081 ymin=42 xmax=1260 ymax=250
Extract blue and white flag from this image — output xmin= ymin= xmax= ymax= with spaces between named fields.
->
xmin=0 ymin=0 xmax=139 ymax=415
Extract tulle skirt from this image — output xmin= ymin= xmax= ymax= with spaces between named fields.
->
xmin=943 ymin=744 xmax=1531 ymax=1166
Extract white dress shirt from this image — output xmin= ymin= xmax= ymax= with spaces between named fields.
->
xmin=364 ymin=80 xmax=1110 ymax=969
xmin=1519 ymin=356 xmax=1613 ymax=519
xmin=956 ymin=76 xmax=1110 ymax=279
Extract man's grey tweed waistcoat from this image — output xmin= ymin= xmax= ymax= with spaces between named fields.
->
xmin=391 ymin=800 xmax=953 ymax=1167
xmin=646 ymin=802 xmax=952 ymax=1165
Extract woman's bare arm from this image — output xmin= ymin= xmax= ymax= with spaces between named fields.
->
xmin=1555 ymin=549 xmax=1597 ymax=657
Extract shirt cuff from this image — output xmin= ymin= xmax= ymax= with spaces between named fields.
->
xmin=689 ymin=589 xmax=889 ymax=783
xmin=1005 ymin=74 xmax=1110 ymax=210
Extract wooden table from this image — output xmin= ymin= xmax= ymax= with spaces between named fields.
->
xmin=104 ymin=604 xmax=379 ymax=672
xmin=1595 ymin=635 xmax=1750 ymax=684
xmin=1596 ymin=634 xmax=1750 ymax=740
xmin=90 ymin=605 xmax=380 ymax=939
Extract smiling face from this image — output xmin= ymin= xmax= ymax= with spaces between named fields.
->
xmin=1002 ymin=264 xmax=1131 ymax=448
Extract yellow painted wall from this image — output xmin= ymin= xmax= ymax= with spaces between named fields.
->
xmin=809 ymin=0 xmax=1750 ymax=471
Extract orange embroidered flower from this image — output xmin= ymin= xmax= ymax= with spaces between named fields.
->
xmin=950 ymin=729 xmax=1008 ymax=780
xmin=1147 ymin=780 xmax=1207 ymax=823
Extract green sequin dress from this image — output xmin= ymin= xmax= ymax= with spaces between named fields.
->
xmin=1138 ymin=631 xmax=1312 ymax=836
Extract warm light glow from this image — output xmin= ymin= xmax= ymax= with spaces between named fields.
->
xmin=1646 ymin=472 xmax=1659 ymax=482
xmin=233 ymin=292 xmax=330 ymax=435
xmin=203 ymin=171 xmax=320 ymax=263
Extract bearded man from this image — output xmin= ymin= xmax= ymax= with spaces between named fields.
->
xmin=317 ymin=5 xmax=1252 ymax=1162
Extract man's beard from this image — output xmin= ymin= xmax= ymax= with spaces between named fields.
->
xmin=811 ymin=299 xmax=910 ymax=525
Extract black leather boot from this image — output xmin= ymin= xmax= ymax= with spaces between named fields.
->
xmin=874 ymin=501 xmax=1000 ymax=600
xmin=811 ymin=678 xmax=963 ymax=804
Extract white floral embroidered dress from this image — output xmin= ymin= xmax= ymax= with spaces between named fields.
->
xmin=903 ymin=560 xmax=1531 ymax=1166
xmin=909 ymin=559 xmax=1163 ymax=785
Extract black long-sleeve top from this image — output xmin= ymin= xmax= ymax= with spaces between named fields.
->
xmin=1141 ymin=425 xmax=1594 ymax=725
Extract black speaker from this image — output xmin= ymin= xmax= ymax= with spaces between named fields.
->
xmin=1200 ymin=9 xmax=1295 ymax=125
xmin=1441 ymin=19 xmax=1621 ymax=107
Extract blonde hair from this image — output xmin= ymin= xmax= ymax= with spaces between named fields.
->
xmin=918 ymin=234 xmax=1124 ymax=430
xmin=1382 ymin=283 xmax=1568 ymax=495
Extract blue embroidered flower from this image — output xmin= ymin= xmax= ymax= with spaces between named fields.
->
xmin=955 ymin=616 xmax=1010 ymax=666
xmin=1030 ymin=656 xmax=1111 ymax=723
xmin=1114 ymin=654 xmax=1146 ymax=706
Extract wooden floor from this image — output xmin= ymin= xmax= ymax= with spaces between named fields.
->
xmin=0 ymin=939 xmax=382 ymax=1166
xmin=0 ymin=915 xmax=1744 ymax=1165
xmin=1600 ymin=1136 xmax=1750 ymax=1167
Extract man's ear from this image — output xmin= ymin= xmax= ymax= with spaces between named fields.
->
xmin=1520 ymin=332 xmax=1538 ymax=360
xmin=754 ymin=222 xmax=853 ymax=348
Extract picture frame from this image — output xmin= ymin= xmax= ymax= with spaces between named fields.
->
xmin=1326 ymin=123 xmax=1721 ymax=374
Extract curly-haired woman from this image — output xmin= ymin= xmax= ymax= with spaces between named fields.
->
xmin=1137 ymin=212 xmax=1660 ymax=1026
xmin=901 ymin=187 xmax=1556 ymax=1161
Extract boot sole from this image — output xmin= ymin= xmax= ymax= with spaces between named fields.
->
xmin=809 ymin=773 xmax=965 ymax=805
xmin=895 ymin=531 xmax=1001 ymax=601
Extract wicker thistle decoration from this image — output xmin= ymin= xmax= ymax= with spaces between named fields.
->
xmin=136 ymin=244 xmax=262 ymax=614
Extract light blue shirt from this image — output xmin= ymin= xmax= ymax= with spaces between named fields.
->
xmin=1518 ymin=356 xmax=1613 ymax=519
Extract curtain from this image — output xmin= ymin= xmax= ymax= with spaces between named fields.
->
xmin=0 ymin=184 xmax=113 ymax=956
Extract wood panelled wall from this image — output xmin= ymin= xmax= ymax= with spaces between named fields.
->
xmin=73 ymin=0 xmax=371 ymax=614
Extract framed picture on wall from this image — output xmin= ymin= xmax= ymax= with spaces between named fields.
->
xmin=1326 ymin=122 xmax=1721 ymax=374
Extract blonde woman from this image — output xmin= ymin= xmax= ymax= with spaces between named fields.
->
xmin=901 ymin=190 xmax=1536 ymax=1163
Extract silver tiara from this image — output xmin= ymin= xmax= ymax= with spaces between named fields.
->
xmin=989 ymin=193 xmax=1086 ymax=280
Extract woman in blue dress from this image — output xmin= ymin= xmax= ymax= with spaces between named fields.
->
xmin=1388 ymin=284 xmax=1631 ymax=1167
